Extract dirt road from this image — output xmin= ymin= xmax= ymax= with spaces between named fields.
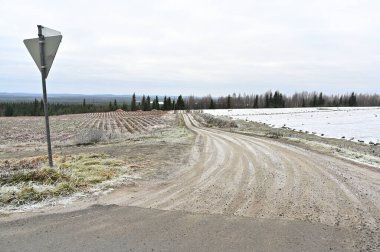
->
xmin=97 ymin=113 xmax=380 ymax=250
xmin=1 ymin=113 xmax=379 ymax=251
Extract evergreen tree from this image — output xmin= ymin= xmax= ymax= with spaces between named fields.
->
xmin=167 ymin=97 xmax=172 ymax=111
xmin=273 ymin=91 xmax=279 ymax=108
xmin=209 ymin=98 xmax=215 ymax=109
xmin=141 ymin=95 xmax=146 ymax=111
xmin=154 ymin=96 xmax=160 ymax=110
xmin=269 ymin=92 xmax=273 ymax=107
xmin=146 ymin=96 xmax=151 ymax=111
xmin=253 ymin=95 xmax=258 ymax=108
xmin=162 ymin=96 xmax=167 ymax=111
xmin=113 ymin=99 xmax=118 ymax=110
xmin=265 ymin=93 xmax=269 ymax=108
xmin=318 ymin=92 xmax=324 ymax=106
xmin=176 ymin=95 xmax=185 ymax=110
xmin=273 ymin=91 xmax=284 ymax=108
xmin=40 ymin=100 xmax=44 ymax=114
xmin=227 ymin=95 xmax=232 ymax=109
xmin=131 ymin=93 xmax=137 ymax=111
xmin=310 ymin=94 xmax=317 ymax=107
xmin=348 ymin=92 xmax=357 ymax=106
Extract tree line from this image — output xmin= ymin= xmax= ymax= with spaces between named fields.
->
xmin=185 ymin=91 xmax=380 ymax=109
xmin=0 ymin=91 xmax=379 ymax=116
xmin=0 ymin=93 xmax=186 ymax=117
xmin=120 ymin=93 xmax=185 ymax=111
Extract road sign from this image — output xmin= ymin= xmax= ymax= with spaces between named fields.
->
xmin=23 ymin=35 xmax=62 ymax=78
xmin=23 ymin=25 xmax=62 ymax=167
xmin=40 ymin=26 xmax=61 ymax=37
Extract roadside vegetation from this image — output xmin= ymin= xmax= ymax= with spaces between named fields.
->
xmin=192 ymin=112 xmax=237 ymax=128
xmin=0 ymin=154 xmax=128 ymax=208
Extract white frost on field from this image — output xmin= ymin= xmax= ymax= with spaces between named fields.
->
xmin=204 ymin=107 xmax=380 ymax=144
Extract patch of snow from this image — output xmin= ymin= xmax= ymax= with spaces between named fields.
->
xmin=205 ymin=107 xmax=380 ymax=144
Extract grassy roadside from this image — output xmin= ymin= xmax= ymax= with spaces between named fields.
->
xmin=238 ymin=121 xmax=380 ymax=167
xmin=0 ymin=154 xmax=128 ymax=208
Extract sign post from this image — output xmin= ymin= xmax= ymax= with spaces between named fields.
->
xmin=24 ymin=25 xmax=62 ymax=167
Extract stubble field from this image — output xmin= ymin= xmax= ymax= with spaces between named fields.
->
xmin=0 ymin=110 xmax=191 ymax=212
xmin=0 ymin=110 xmax=170 ymax=153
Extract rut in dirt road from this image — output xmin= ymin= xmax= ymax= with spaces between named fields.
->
xmin=104 ymin=113 xmax=380 ymax=250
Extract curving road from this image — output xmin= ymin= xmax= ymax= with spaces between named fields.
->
xmin=104 ymin=113 xmax=380 ymax=249
xmin=1 ymin=113 xmax=379 ymax=251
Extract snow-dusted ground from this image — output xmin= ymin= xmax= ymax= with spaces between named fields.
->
xmin=204 ymin=107 xmax=380 ymax=144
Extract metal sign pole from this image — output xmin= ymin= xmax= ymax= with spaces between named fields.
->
xmin=38 ymin=25 xmax=53 ymax=167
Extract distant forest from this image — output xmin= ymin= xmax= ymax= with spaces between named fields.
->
xmin=1 ymin=91 xmax=379 ymax=117
xmin=185 ymin=91 xmax=380 ymax=109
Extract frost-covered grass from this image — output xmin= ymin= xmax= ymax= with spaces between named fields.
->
xmin=204 ymin=107 xmax=380 ymax=144
xmin=192 ymin=112 xmax=237 ymax=128
xmin=0 ymin=154 xmax=127 ymax=208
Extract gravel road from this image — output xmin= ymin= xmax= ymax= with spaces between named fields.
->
xmin=1 ymin=113 xmax=379 ymax=251
xmin=99 ymin=113 xmax=380 ymax=250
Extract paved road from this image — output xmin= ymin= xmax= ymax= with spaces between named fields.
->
xmin=0 ymin=204 xmax=353 ymax=252
xmin=1 ymin=113 xmax=379 ymax=251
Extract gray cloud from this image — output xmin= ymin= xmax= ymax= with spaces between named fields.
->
xmin=0 ymin=0 xmax=379 ymax=96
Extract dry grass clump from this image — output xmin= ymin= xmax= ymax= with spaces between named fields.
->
xmin=0 ymin=154 xmax=127 ymax=207
xmin=193 ymin=112 xmax=238 ymax=128
xmin=265 ymin=130 xmax=284 ymax=139
xmin=75 ymin=128 xmax=106 ymax=145
xmin=0 ymin=167 xmax=70 ymax=186
xmin=0 ymin=156 xmax=47 ymax=172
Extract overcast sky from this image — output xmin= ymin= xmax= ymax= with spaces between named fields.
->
xmin=0 ymin=0 xmax=379 ymax=96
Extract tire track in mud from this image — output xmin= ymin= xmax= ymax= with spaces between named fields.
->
xmin=102 ymin=113 xmax=379 ymax=250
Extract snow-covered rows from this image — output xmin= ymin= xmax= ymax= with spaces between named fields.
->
xmin=204 ymin=107 xmax=380 ymax=144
